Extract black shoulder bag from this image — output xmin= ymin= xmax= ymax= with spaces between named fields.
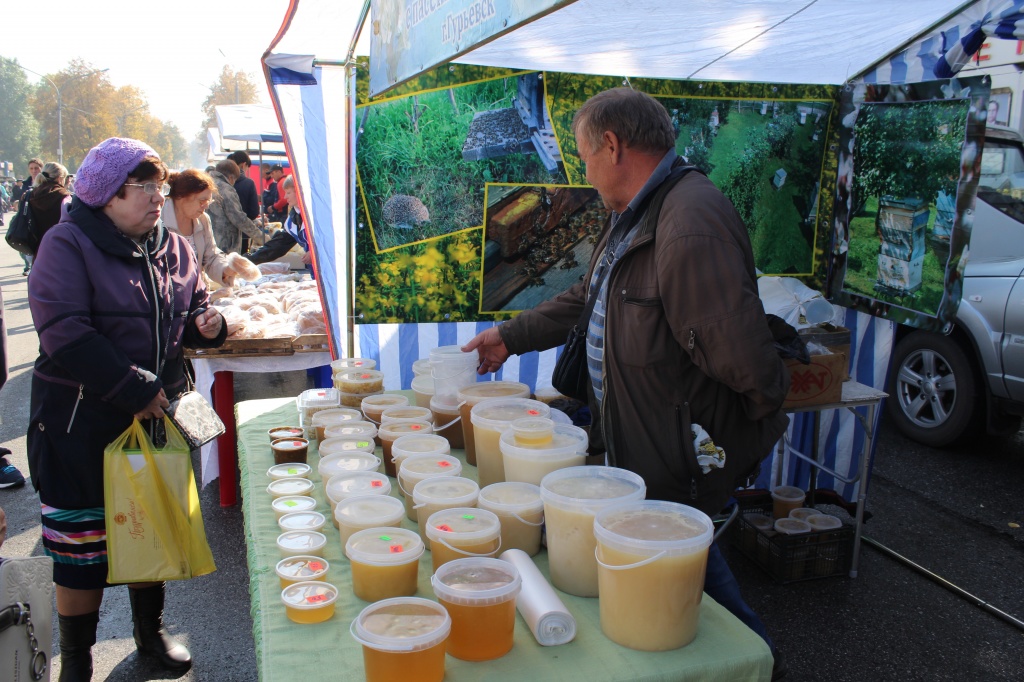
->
xmin=551 ymin=164 xmax=702 ymax=401
xmin=6 ymin=191 xmax=39 ymax=256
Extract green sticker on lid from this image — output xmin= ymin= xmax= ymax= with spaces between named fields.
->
xmin=287 ymin=468 xmax=298 ymax=474
xmin=379 ymin=535 xmax=391 ymax=541
xmin=462 ymin=514 xmax=475 ymax=520
xmin=358 ymin=441 xmax=369 ymax=447
xmin=283 ymin=500 xmax=298 ymax=507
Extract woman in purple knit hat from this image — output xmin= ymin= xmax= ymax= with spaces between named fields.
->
xmin=26 ymin=137 xmax=227 ymax=681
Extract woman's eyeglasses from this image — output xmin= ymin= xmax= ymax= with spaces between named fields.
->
xmin=124 ymin=182 xmax=171 ymax=197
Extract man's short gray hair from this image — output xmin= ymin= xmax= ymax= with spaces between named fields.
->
xmin=572 ymin=87 xmax=676 ymax=155
xmin=281 ymin=175 xmax=294 ymax=190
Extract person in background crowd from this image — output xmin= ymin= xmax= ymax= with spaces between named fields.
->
xmin=27 ymin=137 xmax=226 ymax=681
xmin=227 ymin=151 xmax=259 ymax=221
xmin=463 ymin=88 xmax=790 ymax=680
xmin=207 ymin=159 xmax=264 ymax=254
xmin=30 ymin=162 xmax=73 ymax=251
xmin=163 ymin=169 xmax=238 ymax=286
xmin=0 ymin=285 xmax=26 ymax=489
xmin=260 ymin=163 xmax=276 ymax=214
xmin=0 ymin=182 xmax=9 ymax=223
xmin=14 ymin=158 xmax=44 ymax=274
xmin=262 ymin=164 xmax=287 ymax=223
xmin=246 ymin=174 xmax=311 ymax=268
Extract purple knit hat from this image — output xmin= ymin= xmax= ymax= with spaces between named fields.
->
xmin=75 ymin=137 xmax=160 ymax=208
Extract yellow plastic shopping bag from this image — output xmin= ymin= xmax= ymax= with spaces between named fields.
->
xmin=104 ymin=418 xmax=216 ymax=583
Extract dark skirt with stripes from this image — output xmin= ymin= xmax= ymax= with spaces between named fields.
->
xmin=41 ymin=503 xmax=111 ymax=589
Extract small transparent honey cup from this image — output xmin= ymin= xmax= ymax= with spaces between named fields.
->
xmin=350 ymin=597 xmax=451 ymax=682
xmin=277 ymin=530 xmax=328 ymax=558
xmin=319 ymin=436 xmax=377 ymax=457
xmin=275 ymin=555 xmax=330 ymax=588
xmin=323 ymin=421 xmax=378 ymax=441
xmin=278 ymin=510 xmax=328 ymax=533
xmin=268 ymin=426 xmax=305 ymax=442
xmin=335 ymin=494 xmax=407 ymax=546
xmin=267 ymin=462 xmax=312 ymax=481
xmin=281 ymin=580 xmax=338 ymax=624
xmin=335 ymin=369 xmax=385 ymax=395
xmin=267 ymin=477 xmax=314 ymax=499
xmin=272 ymin=495 xmax=317 ymax=519
xmin=271 ymin=437 xmax=309 ymax=465
xmin=345 ymin=527 xmax=425 ymax=602
xmin=319 ymin=452 xmax=382 ymax=481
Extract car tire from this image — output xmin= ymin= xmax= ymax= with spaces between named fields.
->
xmin=886 ymin=331 xmax=979 ymax=447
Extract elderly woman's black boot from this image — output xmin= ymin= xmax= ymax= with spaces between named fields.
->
xmin=128 ymin=584 xmax=192 ymax=672
xmin=57 ymin=610 xmax=99 ymax=682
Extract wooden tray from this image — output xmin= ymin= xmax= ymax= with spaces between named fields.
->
xmin=293 ymin=334 xmax=330 ymax=353
xmin=186 ymin=337 xmax=294 ymax=359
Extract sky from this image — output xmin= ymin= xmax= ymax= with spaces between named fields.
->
xmin=8 ymin=0 xmax=292 ymax=139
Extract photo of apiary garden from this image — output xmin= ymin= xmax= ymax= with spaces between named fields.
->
xmin=843 ymin=99 xmax=968 ymax=317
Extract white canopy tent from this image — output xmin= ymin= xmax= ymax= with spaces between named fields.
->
xmin=260 ymin=0 xmax=1019 ymax=497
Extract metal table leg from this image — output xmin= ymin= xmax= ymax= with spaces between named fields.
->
xmin=212 ymin=370 xmax=237 ymax=507
xmin=849 ymin=403 xmax=876 ymax=577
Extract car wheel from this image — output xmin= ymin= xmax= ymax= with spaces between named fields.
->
xmin=885 ymin=331 xmax=979 ymax=447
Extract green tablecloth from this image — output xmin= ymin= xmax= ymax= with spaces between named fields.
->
xmin=238 ymin=397 xmax=773 ymax=682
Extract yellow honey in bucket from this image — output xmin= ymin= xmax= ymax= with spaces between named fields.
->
xmin=351 ymin=597 xmax=451 ymax=682
xmin=470 ymin=398 xmax=550 ymax=488
xmin=594 ymin=501 xmax=713 ymax=651
xmin=477 ymin=482 xmax=544 ymax=556
xmin=346 ymin=528 xmax=424 ymax=602
xmin=424 ymin=508 xmax=501 ymax=573
xmin=412 ymin=476 xmax=479 ymax=549
xmin=457 ymin=382 xmax=530 ymax=466
xmin=430 ymin=558 xmax=521 ymax=661
xmin=335 ymin=495 xmax=407 ymax=546
xmin=396 ymin=454 xmax=461 ymax=521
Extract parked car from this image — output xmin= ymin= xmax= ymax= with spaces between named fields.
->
xmin=886 ymin=126 xmax=1024 ymax=446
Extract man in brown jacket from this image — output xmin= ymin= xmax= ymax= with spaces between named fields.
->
xmin=465 ymin=87 xmax=789 ymax=677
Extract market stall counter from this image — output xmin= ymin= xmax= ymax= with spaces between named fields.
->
xmin=238 ymin=397 xmax=773 ymax=681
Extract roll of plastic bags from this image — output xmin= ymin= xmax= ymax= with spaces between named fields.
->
xmin=499 ymin=549 xmax=576 ymax=646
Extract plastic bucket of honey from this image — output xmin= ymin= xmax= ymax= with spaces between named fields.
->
xmin=593 ymin=500 xmax=713 ymax=651
xmin=424 ymin=507 xmax=501 ymax=573
xmin=334 ymin=494 xmax=407 ymax=546
xmin=350 ymin=597 xmax=451 ymax=682
xmin=345 ymin=527 xmax=424 ymax=602
xmin=430 ymin=557 xmax=521 ymax=661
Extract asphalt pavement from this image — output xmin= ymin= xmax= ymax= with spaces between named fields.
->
xmin=1 ymin=206 xmax=1022 ymax=681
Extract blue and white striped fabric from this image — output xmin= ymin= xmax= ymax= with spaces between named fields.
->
xmin=752 ymin=309 xmax=895 ymax=503
xmin=355 ymin=321 xmax=561 ymax=393
xmin=861 ymin=0 xmax=1024 ymax=84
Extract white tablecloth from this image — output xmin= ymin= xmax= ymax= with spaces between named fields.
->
xmin=193 ymin=353 xmax=331 ymax=487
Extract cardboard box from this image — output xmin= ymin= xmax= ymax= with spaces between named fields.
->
xmin=783 ymin=352 xmax=847 ymax=408
xmin=798 ymin=324 xmax=851 ymax=381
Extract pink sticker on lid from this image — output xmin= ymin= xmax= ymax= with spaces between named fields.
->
xmin=389 ymin=544 xmax=403 ymax=554
xmin=307 ymin=561 xmax=324 ymax=571
xmin=370 ymin=480 xmax=383 ymax=488
xmin=360 ymin=373 xmax=371 ymax=379
xmin=437 ymin=524 xmax=453 ymax=532
xmin=527 ymin=409 xmax=540 ymax=416
xmin=437 ymin=461 xmax=451 ymax=467
xmin=306 ymin=594 xmax=327 ymax=604
xmin=411 ymin=424 xmax=422 ymax=430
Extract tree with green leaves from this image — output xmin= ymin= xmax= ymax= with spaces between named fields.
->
xmin=0 ymin=57 xmax=41 ymax=177
xmin=194 ymin=66 xmax=262 ymax=158
xmin=853 ymin=100 xmax=967 ymax=205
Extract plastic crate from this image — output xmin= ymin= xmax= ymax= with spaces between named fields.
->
xmin=731 ymin=502 xmax=853 ymax=583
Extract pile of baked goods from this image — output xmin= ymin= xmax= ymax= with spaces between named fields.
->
xmin=209 ymin=260 xmax=327 ymax=339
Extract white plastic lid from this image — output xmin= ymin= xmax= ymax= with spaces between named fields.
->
xmin=771 ymin=486 xmax=805 ymax=502
xmin=412 ymin=358 xmax=433 ymax=376
xmin=478 ymin=482 xmax=544 ymax=515
xmin=275 ymin=555 xmax=329 ymax=581
xmin=318 ymin=436 xmax=377 ymax=456
xmin=471 ymin=398 xmax=550 ymax=430
xmin=271 ymin=496 xmax=317 ymax=516
xmin=318 ymin=452 xmax=382 ymax=479
xmin=378 ymin=421 xmax=433 ymax=440
xmin=361 ymin=393 xmax=410 ymax=416
xmin=424 ymin=507 xmax=501 ymax=544
xmin=334 ymin=494 xmax=406 ymax=526
xmin=276 ymin=530 xmax=327 ymax=554
xmin=539 ymin=466 xmax=646 ymax=512
xmin=593 ymin=500 xmax=713 ymax=557
xmin=335 ymin=369 xmax=385 ymax=388
xmin=346 ymin=527 xmax=424 ymax=565
xmin=429 ymin=345 xmax=478 ymax=367
xmin=278 ymin=511 xmax=327 ymax=533
xmin=267 ymin=462 xmax=312 ymax=480
xmin=412 ymin=476 xmax=479 ymax=507
xmin=325 ymin=472 xmax=391 ymax=504
xmin=457 ymin=381 xmax=530 ymax=405
xmin=311 ymin=408 xmax=364 ymax=427
xmin=806 ymin=514 xmax=844 ymax=531
xmin=431 ymin=557 xmax=521 ymax=606
xmin=281 ymin=581 xmax=338 ymax=610
xmin=331 ymin=357 xmax=376 ymax=372
xmin=391 ymin=434 xmax=451 ymax=460
xmin=267 ymin=478 xmax=314 ymax=498
xmin=323 ymin=421 xmax=379 ymax=440
xmin=398 ymin=454 xmax=462 ymax=481
xmin=268 ymin=426 xmax=305 ymax=440
xmin=411 ymin=374 xmax=435 ymax=395
xmin=774 ymin=518 xmax=812 ymax=535
xmin=351 ymin=597 xmax=451 ymax=653
xmin=380 ymin=406 xmax=434 ymax=424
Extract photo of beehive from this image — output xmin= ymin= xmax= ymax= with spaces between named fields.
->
xmin=480 ymin=184 xmax=604 ymax=312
